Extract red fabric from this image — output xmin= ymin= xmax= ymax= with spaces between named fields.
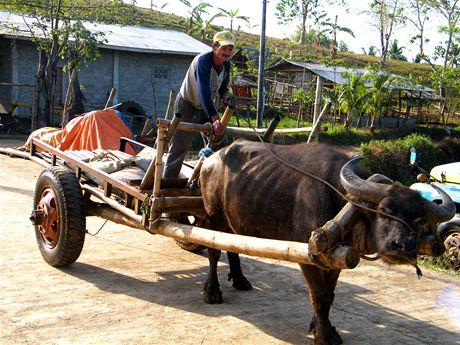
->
xmin=26 ymin=109 xmax=137 ymax=155
xmin=59 ymin=109 xmax=137 ymax=154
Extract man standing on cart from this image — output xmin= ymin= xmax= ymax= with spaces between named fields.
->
xmin=163 ymin=31 xmax=236 ymax=178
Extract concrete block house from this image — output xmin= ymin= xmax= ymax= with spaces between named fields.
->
xmin=0 ymin=11 xmax=210 ymax=131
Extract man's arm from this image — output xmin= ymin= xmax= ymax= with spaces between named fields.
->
xmin=195 ymin=55 xmax=219 ymax=120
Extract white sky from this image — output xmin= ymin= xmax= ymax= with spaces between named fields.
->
xmin=130 ymin=0 xmax=447 ymax=61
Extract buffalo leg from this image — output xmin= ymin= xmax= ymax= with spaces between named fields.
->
xmin=226 ymin=252 xmax=252 ymax=291
xmin=204 ymin=247 xmax=223 ymax=304
xmin=300 ymin=264 xmax=342 ymax=345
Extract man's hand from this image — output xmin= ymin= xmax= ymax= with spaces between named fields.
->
xmin=211 ymin=115 xmax=223 ymax=136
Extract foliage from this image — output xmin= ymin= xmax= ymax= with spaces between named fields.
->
xmin=364 ymin=64 xmax=395 ymax=128
xmin=388 ymin=39 xmax=407 ymax=61
xmin=177 ymin=0 xmax=212 ymax=34
xmin=360 ymin=133 xmax=439 ymax=184
xmin=365 ymin=0 xmax=407 ymax=66
xmin=335 ymin=71 xmax=370 ymax=128
xmin=275 ymin=0 xmax=319 ymax=44
xmin=1 ymin=0 xmax=127 ymax=127
xmin=217 ymin=7 xmax=249 ymax=32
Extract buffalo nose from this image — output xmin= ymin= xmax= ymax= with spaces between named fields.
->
xmin=403 ymin=238 xmax=416 ymax=252
xmin=391 ymin=238 xmax=416 ymax=252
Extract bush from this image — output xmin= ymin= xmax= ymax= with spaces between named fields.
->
xmin=359 ymin=133 xmax=437 ymax=185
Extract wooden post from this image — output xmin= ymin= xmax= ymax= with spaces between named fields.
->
xmin=149 ymin=124 xmax=167 ymax=225
xmin=163 ymin=114 xmax=182 ymax=147
xmin=308 ymin=101 xmax=330 ymax=143
xmin=313 ymin=76 xmax=324 ymax=127
xmin=165 ymin=90 xmax=177 ymax=120
xmin=104 ymin=88 xmax=117 ymax=109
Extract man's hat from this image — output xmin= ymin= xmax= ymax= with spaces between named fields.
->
xmin=213 ymin=31 xmax=236 ymax=47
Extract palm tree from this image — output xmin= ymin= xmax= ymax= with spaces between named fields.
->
xmin=178 ymin=0 xmax=212 ymax=34
xmin=388 ymin=39 xmax=407 ymax=61
xmin=337 ymin=72 xmax=370 ymax=129
xmin=191 ymin=12 xmax=223 ymax=40
xmin=322 ymin=15 xmax=355 ymax=59
xmin=364 ymin=66 xmax=395 ymax=130
xmin=217 ymin=7 xmax=250 ymax=32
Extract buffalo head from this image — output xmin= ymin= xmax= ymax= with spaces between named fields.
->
xmin=340 ymin=158 xmax=455 ymax=266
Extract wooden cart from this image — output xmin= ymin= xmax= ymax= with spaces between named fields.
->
xmin=26 ymin=108 xmax=359 ymax=270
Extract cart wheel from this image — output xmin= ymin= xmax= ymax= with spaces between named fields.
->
xmin=173 ymin=215 xmax=206 ymax=253
xmin=30 ymin=167 xmax=86 ymax=267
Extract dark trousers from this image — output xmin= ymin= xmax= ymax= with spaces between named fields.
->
xmin=163 ymin=94 xmax=209 ymax=178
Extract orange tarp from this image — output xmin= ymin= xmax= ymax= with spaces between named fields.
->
xmin=26 ymin=109 xmax=138 ymax=155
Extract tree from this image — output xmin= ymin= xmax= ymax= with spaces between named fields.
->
xmin=177 ymin=0 xmax=212 ymax=34
xmin=364 ymin=65 xmax=395 ymax=129
xmin=388 ymin=39 xmax=408 ymax=60
xmin=365 ymin=0 xmax=406 ymax=66
xmin=407 ymin=0 xmax=431 ymax=63
xmin=336 ymin=72 xmax=370 ymax=128
xmin=321 ymin=14 xmax=355 ymax=59
xmin=190 ymin=11 xmax=222 ymax=40
xmin=276 ymin=0 xmax=319 ymax=44
xmin=338 ymin=40 xmax=350 ymax=52
xmin=422 ymin=0 xmax=460 ymax=122
xmin=2 ymin=0 xmax=124 ymax=128
xmin=361 ymin=45 xmax=378 ymax=55
xmin=217 ymin=7 xmax=249 ymax=32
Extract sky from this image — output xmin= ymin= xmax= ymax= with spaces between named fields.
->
xmin=129 ymin=0 xmax=447 ymax=61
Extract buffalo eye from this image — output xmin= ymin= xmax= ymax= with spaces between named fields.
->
xmin=379 ymin=206 xmax=393 ymax=216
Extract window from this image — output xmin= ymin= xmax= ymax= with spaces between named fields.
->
xmin=153 ymin=68 xmax=169 ymax=80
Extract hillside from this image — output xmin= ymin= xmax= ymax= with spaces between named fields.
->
xmin=124 ymin=5 xmax=434 ymax=81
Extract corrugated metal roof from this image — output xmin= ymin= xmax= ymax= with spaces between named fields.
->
xmin=0 ymin=11 xmax=210 ymax=56
xmin=268 ymin=59 xmax=434 ymax=92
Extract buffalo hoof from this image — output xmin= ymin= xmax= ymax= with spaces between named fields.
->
xmin=203 ymin=281 xmax=223 ymax=304
xmin=227 ymin=272 xmax=253 ymax=291
xmin=309 ymin=318 xmax=343 ymax=345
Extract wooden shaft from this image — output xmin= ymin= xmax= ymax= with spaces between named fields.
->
xmin=220 ymin=106 xmax=234 ymax=130
xmin=308 ymin=202 xmax=358 ymax=255
xmin=152 ymin=196 xmax=204 ymax=210
xmin=104 ymin=88 xmax=117 ymax=109
xmin=156 ymin=118 xmax=260 ymax=141
xmin=163 ymin=113 xmax=182 ymax=147
xmin=141 ymin=117 xmax=152 ymax=137
xmin=153 ymin=126 xmax=166 ymax=198
xmin=86 ymin=203 xmax=144 ymax=230
xmin=187 ymin=156 xmax=205 ymax=184
xmin=262 ymin=113 xmax=281 ymax=142
xmin=153 ymin=220 xmax=360 ymax=269
xmin=165 ymin=90 xmax=177 ymax=120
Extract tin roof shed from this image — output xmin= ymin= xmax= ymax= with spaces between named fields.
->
xmin=0 ymin=11 xmax=210 ymax=56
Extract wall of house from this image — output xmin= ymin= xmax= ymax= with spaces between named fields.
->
xmin=0 ymin=37 xmax=12 ymax=110
xmin=0 ymin=36 xmax=195 ymax=132
xmin=78 ymin=49 xmax=193 ymax=130
xmin=0 ymin=38 xmax=37 ymax=117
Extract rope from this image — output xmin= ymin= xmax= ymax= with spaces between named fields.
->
xmin=86 ymin=219 xmax=109 ymax=236
xmin=247 ymin=125 xmax=416 ymax=234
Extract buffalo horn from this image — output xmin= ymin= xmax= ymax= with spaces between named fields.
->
xmin=340 ymin=158 xmax=392 ymax=204
xmin=424 ymin=184 xmax=456 ymax=223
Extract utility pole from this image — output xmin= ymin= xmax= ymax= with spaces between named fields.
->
xmin=256 ymin=0 xmax=267 ymax=128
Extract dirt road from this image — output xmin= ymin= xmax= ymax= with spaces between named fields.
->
xmin=0 ymin=138 xmax=459 ymax=345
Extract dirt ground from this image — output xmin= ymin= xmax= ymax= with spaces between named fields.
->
xmin=0 ymin=138 xmax=459 ymax=345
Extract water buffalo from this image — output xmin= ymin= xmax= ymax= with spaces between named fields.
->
xmin=198 ymin=139 xmax=455 ymax=345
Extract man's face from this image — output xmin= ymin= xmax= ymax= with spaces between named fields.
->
xmin=213 ymin=43 xmax=234 ymax=63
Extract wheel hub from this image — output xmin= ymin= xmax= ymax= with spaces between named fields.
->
xmin=31 ymin=188 xmax=60 ymax=248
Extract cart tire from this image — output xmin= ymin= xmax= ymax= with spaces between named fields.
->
xmin=173 ymin=215 xmax=206 ymax=253
xmin=32 ymin=167 xmax=86 ymax=267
